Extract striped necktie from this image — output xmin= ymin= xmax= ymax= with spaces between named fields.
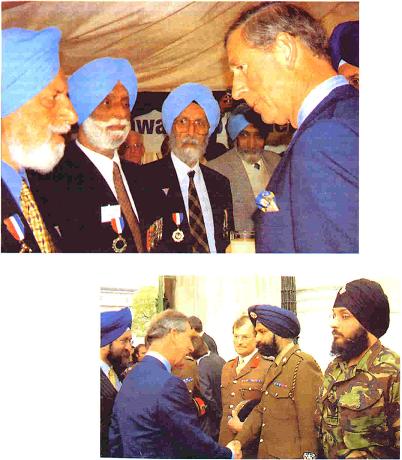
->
xmin=108 ymin=367 xmax=118 ymax=390
xmin=187 ymin=170 xmax=209 ymax=253
xmin=20 ymin=179 xmax=56 ymax=253
xmin=113 ymin=161 xmax=144 ymax=252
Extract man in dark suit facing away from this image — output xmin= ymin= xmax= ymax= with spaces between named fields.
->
xmin=188 ymin=315 xmax=219 ymax=355
xmin=109 ymin=310 xmax=242 ymax=459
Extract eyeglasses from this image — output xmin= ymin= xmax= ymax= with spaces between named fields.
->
xmin=174 ymin=117 xmax=209 ymax=134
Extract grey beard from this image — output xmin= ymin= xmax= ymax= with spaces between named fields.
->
xmin=236 ymin=146 xmax=263 ymax=165
xmin=82 ymin=116 xmax=130 ymax=151
xmin=169 ymin=133 xmax=207 ymax=167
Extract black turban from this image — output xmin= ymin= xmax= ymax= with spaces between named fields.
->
xmin=333 ymin=279 xmax=390 ymax=338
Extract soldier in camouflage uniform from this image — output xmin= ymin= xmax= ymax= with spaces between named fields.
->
xmin=317 ymin=279 xmax=400 ymax=459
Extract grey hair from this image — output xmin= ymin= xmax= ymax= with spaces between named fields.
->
xmin=225 ymin=2 xmax=330 ymax=61
xmin=232 ymin=314 xmax=255 ymax=334
xmin=145 ymin=310 xmax=189 ymax=344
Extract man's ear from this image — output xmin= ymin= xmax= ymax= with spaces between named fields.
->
xmin=273 ymin=32 xmax=297 ymax=69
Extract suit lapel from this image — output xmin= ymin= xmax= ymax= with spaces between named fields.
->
xmin=263 ymin=344 xmax=299 ymax=388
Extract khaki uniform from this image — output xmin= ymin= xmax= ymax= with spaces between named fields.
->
xmin=173 ymin=355 xmax=200 ymax=396
xmin=219 ymin=351 xmax=273 ymax=452
xmin=317 ymin=340 xmax=400 ymax=459
xmin=236 ymin=344 xmax=323 ymax=459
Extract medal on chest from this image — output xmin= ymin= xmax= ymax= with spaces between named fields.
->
xmin=171 ymin=212 xmax=184 ymax=242
xmin=111 ymin=217 xmax=127 ymax=253
xmin=3 ymin=214 xmax=33 ymax=253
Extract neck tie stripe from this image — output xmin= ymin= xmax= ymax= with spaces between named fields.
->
xmin=113 ymin=162 xmax=144 ymax=253
xmin=187 ymin=170 xmax=210 ymax=253
xmin=20 ymin=179 xmax=55 ymax=253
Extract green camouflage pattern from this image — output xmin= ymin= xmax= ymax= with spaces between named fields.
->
xmin=317 ymin=340 xmax=400 ymax=458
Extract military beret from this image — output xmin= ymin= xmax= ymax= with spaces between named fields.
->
xmin=333 ymin=279 xmax=390 ymax=338
xmin=248 ymin=305 xmax=300 ymax=338
xmin=101 ymin=307 xmax=132 ymax=347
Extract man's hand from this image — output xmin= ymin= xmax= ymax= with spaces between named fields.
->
xmin=226 ymin=440 xmax=242 ymax=459
xmin=228 ymin=410 xmax=243 ymax=433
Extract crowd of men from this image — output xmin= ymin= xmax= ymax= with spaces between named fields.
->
xmin=2 ymin=3 xmax=359 ymax=253
xmin=100 ymin=278 xmax=399 ymax=458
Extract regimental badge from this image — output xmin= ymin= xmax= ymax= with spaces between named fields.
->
xmin=110 ymin=217 xmax=127 ymax=253
xmin=3 ymin=214 xmax=33 ymax=253
xmin=250 ymin=311 xmax=257 ymax=319
xmin=171 ymin=212 xmax=184 ymax=243
xmin=256 ymin=190 xmax=279 ymax=213
xmin=339 ymin=285 xmax=347 ymax=294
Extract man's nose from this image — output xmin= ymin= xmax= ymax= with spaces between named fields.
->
xmin=60 ymin=95 xmax=78 ymax=125
xmin=231 ymin=73 xmax=248 ymax=100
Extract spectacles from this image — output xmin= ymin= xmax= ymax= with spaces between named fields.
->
xmin=174 ymin=117 xmax=209 ymax=134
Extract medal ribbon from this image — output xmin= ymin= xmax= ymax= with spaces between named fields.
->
xmin=3 ymin=214 xmax=25 ymax=242
xmin=111 ymin=216 xmax=125 ymax=235
xmin=172 ymin=212 xmax=183 ymax=226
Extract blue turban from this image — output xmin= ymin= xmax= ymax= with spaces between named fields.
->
xmin=227 ymin=108 xmax=251 ymax=141
xmin=101 ymin=307 xmax=132 ymax=347
xmin=162 ymin=83 xmax=220 ymax=137
xmin=68 ymin=57 xmax=137 ymax=125
xmin=329 ymin=21 xmax=359 ymax=70
xmin=2 ymin=27 xmax=61 ymax=118
xmin=248 ymin=305 xmax=300 ymax=338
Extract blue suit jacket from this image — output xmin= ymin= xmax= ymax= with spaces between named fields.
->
xmin=109 ymin=355 xmax=232 ymax=458
xmin=256 ymin=84 xmax=358 ymax=253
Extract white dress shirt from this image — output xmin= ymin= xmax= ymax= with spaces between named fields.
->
xmin=100 ymin=360 xmax=122 ymax=391
xmin=76 ymin=139 xmax=139 ymax=219
xmin=171 ymin=152 xmax=216 ymax=253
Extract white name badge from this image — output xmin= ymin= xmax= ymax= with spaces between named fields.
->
xmin=101 ymin=204 xmax=121 ymax=223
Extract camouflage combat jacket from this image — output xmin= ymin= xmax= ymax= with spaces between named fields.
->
xmin=317 ymin=340 xmax=400 ymax=458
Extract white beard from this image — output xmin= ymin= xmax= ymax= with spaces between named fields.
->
xmin=8 ymin=124 xmax=68 ymax=174
xmin=169 ymin=133 xmax=207 ymax=167
xmin=82 ymin=116 xmax=130 ymax=151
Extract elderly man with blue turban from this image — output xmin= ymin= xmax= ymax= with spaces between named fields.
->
xmin=30 ymin=57 xmax=163 ymax=252
xmin=142 ymin=83 xmax=234 ymax=253
xmin=228 ymin=304 xmax=323 ymax=459
xmin=329 ymin=21 xmax=359 ymax=90
xmin=1 ymin=27 xmax=77 ymax=253
xmin=209 ymin=104 xmax=280 ymax=233
xmin=100 ymin=307 xmax=133 ymax=457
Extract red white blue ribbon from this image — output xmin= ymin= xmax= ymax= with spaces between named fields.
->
xmin=172 ymin=212 xmax=183 ymax=226
xmin=3 ymin=214 xmax=25 ymax=242
xmin=111 ymin=216 xmax=125 ymax=234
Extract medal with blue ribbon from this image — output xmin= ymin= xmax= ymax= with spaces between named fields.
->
xmin=3 ymin=214 xmax=32 ymax=253
xmin=171 ymin=212 xmax=184 ymax=243
xmin=256 ymin=190 xmax=279 ymax=213
xmin=111 ymin=217 xmax=128 ymax=253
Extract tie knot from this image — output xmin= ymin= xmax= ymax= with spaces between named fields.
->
xmin=254 ymin=163 xmax=260 ymax=170
xmin=188 ymin=170 xmax=195 ymax=180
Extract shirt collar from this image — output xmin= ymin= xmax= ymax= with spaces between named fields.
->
xmin=297 ymin=75 xmax=349 ymax=128
xmin=1 ymin=160 xmax=29 ymax=206
xmin=171 ymin=151 xmax=200 ymax=179
xmin=274 ymin=342 xmax=295 ymax=365
xmin=76 ymin=139 xmax=120 ymax=165
xmin=100 ymin=360 xmax=112 ymax=376
xmin=146 ymin=350 xmax=172 ymax=373
xmin=196 ymin=350 xmax=211 ymax=365
xmin=238 ymin=349 xmax=258 ymax=365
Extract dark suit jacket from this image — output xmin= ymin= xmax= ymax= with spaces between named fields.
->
xmin=198 ymin=352 xmax=226 ymax=440
xmin=256 ymin=84 xmax=359 ymax=253
xmin=141 ymin=154 xmax=234 ymax=253
xmin=100 ymin=369 xmax=118 ymax=457
xmin=109 ymin=355 xmax=232 ymax=458
xmin=202 ymin=332 xmax=218 ymax=355
xmin=1 ymin=178 xmax=61 ymax=252
xmin=29 ymin=141 xmax=163 ymax=252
